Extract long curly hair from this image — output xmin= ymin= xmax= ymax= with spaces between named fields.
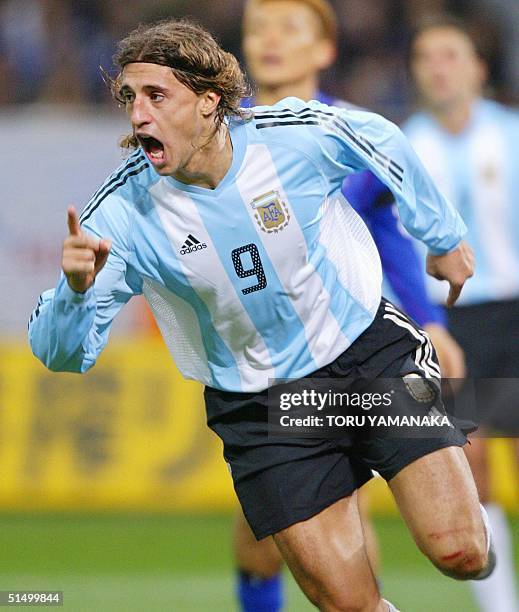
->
xmin=107 ymin=18 xmax=252 ymax=149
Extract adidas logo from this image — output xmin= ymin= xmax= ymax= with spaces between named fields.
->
xmin=180 ymin=233 xmax=207 ymax=255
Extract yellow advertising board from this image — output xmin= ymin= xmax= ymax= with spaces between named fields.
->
xmin=0 ymin=339 xmax=235 ymax=511
xmin=0 ymin=341 xmax=517 ymax=513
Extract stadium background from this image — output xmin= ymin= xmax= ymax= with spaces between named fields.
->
xmin=0 ymin=0 xmax=517 ymax=610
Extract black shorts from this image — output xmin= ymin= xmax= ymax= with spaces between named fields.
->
xmin=205 ymin=299 xmax=467 ymax=540
xmin=447 ymin=298 xmax=519 ymax=433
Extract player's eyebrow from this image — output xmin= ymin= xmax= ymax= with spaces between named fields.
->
xmin=119 ymin=83 xmax=170 ymax=96
xmin=142 ymin=84 xmax=170 ymax=94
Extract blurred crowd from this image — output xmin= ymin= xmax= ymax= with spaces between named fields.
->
xmin=0 ymin=0 xmax=517 ymax=119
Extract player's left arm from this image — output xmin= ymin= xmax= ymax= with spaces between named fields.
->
xmin=344 ymin=172 xmax=465 ymax=377
xmin=315 ymin=102 xmax=474 ymax=305
xmin=343 ymin=172 xmax=444 ymax=326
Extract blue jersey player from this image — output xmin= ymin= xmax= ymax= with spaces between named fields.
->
xmin=29 ymin=18 xmax=492 ymax=612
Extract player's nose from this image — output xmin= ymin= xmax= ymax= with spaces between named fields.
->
xmin=130 ymin=98 xmax=152 ymax=127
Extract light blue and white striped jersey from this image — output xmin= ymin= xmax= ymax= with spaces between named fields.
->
xmin=404 ymin=99 xmax=519 ymax=305
xmin=29 ymin=97 xmax=465 ymax=392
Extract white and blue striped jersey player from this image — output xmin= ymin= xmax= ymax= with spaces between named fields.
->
xmin=28 ymin=97 xmax=466 ymax=393
xmin=404 ymin=98 xmax=519 ymax=305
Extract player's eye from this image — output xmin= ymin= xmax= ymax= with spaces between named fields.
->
xmin=150 ymin=92 xmax=165 ymax=103
xmin=118 ymin=91 xmax=135 ymax=105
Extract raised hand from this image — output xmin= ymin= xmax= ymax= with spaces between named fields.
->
xmin=62 ymin=206 xmax=112 ymax=293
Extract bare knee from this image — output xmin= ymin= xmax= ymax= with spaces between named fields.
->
xmin=426 ymin=526 xmax=489 ymax=580
xmin=389 ymin=446 xmax=491 ymax=581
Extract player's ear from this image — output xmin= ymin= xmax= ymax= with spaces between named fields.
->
xmin=314 ymin=38 xmax=336 ymax=71
xmin=200 ymin=90 xmax=222 ymax=118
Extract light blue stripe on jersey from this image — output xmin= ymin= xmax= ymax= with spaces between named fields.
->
xmin=192 ymin=181 xmax=318 ymax=381
xmin=307 ymin=236 xmax=377 ymax=343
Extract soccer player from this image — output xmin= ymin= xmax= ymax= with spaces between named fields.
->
xmin=236 ymin=1 xmax=466 ymax=609
xmin=29 ymin=18 xmax=492 ymax=612
xmin=405 ymin=16 xmax=519 ymax=612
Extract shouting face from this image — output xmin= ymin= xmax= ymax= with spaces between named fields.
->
xmin=119 ymin=62 xmax=218 ymax=177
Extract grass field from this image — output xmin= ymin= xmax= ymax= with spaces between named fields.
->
xmin=0 ymin=513 xmax=517 ymax=611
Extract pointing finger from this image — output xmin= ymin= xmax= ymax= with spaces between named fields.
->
xmin=67 ymin=206 xmax=81 ymax=237
xmin=446 ymin=282 xmax=462 ymax=308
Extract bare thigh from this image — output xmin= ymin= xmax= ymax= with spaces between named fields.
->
xmin=235 ymin=492 xmax=381 ymax=582
xmin=273 ymin=493 xmax=385 ymax=612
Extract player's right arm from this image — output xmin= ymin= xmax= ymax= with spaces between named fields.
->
xmin=62 ymin=206 xmax=112 ymax=294
xmin=28 ymin=203 xmax=140 ymax=373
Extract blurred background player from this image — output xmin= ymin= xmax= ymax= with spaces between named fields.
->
xmin=235 ymin=1 xmax=466 ymax=610
xmin=405 ymin=15 xmax=519 ymax=612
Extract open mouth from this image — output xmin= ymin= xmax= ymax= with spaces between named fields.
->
xmin=138 ymin=135 xmax=165 ymax=165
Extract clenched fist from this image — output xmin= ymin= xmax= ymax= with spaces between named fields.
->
xmin=62 ymin=206 xmax=112 ymax=293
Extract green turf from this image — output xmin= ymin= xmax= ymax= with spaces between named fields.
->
xmin=0 ymin=514 xmax=516 ymax=611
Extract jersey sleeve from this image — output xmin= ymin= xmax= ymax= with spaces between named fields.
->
xmin=343 ymin=172 xmax=445 ymax=326
xmin=28 ymin=193 xmax=142 ymax=373
xmin=310 ymin=100 xmax=467 ymax=255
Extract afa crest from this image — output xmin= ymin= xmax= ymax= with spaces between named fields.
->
xmin=250 ymin=190 xmax=290 ymax=233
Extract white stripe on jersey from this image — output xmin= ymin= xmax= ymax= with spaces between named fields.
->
xmin=142 ymin=276 xmax=213 ymax=384
xmin=149 ymin=179 xmax=276 ymax=391
xmin=383 ymin=303 xmax=441 ymax=379
xmin=319 ymin=194 xmax=382 ymax=317
xmin=235 ymin=144 xmax=350 ymax=369
xmin=469 ymin=123 xmax=519 ymax=298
